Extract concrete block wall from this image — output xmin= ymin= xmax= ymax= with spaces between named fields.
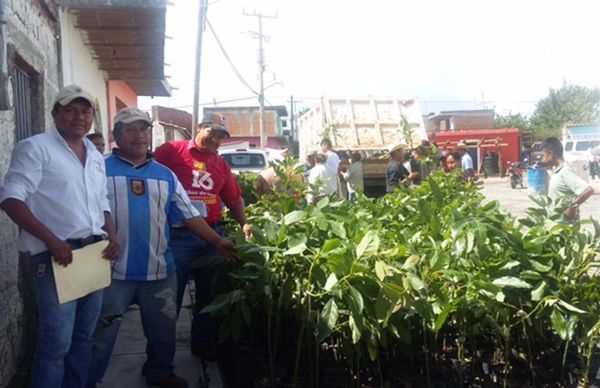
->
xmin=0 ymin=0 xmax=59 ymax=386
xmin=222 ymin=110 xmax=279 ymax=137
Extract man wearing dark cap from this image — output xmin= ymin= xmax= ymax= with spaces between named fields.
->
xmin=0 ymin=84 xmax=120 ymax=388
xmin=154 ymin=112 xmax=251 ymax=360
xmin=87 ymin=108 xmax=236 ymax=388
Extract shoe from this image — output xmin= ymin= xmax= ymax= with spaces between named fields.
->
xmin=148 ymin=373 xmax=188 ymax=388
xmin=191 ymin=341 xmax=219 ymax=361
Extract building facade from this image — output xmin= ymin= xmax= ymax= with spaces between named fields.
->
xmin=0 ymin=1 xmax=170 ymax=385
xmin=426 ymin=109 xmax=495 ymax=132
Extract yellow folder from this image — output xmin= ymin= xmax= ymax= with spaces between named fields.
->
xmin=52 ymin=240 xmax=111 ymax=304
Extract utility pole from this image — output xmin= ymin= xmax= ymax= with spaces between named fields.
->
xmin=192 ymin=0 xmax=209 ymax=137
xmin=243 ymin=10 xmax=277 ymax=148
xmin=288 ymin=95 xmax=303 ymax=142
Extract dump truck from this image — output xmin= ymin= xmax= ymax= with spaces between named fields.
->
xmin=298 ymin=97 xmax=428 ymax=196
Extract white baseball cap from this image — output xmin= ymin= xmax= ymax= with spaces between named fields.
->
xmin=114 ymin=107 xmax=152 ymax=126
xmin=54 ymin=84 xmax=94 ymax=107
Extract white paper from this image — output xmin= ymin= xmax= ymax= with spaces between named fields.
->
xmin=52 ymin=240 xmax=111 ymax=304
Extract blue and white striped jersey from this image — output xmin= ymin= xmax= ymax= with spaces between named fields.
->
xmin=105 ymin=153 xmax=203 ymax=281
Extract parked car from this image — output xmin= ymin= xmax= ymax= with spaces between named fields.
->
xmin=219 ymin=148 xmax=269 ymax=174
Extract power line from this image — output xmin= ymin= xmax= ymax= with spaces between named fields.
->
xmin=205 ymin=17 xmax=259 ymax=96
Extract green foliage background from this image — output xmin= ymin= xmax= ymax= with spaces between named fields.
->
xmin=214 ymin=164 xmax=600 ymax=386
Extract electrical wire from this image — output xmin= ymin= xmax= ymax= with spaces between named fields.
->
xmin=205 ymin=17 xmax=259 ymax=96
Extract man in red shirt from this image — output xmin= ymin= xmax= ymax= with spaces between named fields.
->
xmin=154 ymin=113 xmax=251 ymax=360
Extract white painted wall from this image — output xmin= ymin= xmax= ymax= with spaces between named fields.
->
xmin=58 ymin=8 xmax=109 ymax=140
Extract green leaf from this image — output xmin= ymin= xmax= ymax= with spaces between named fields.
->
xmin=531 ymin=281 xmax=546 ymax=301
xmin=500 ymin=261 xmax=521 ymax=270
xmin=329 ymin=220 xmax=347 ymax=239
xmin=316 ymin=196 xmax=330 ymax=209
xmin=288 ymin=233 xmax=307 ymax=249
xmin=551 ymin=309 xmax=567 ymax=340
xmin=283 ymin=210 xmax=306 ymax=225
xmin=317 ymin=298 xmax=339 ymax=342
xmin=357 ymin=230 xmax=380 ymax=259
xmin=316 ymin=213 xmax=328 ymax=230
xmin=348 ymin=285 xmax=364 ymax=315
xmin=348 ymin=315 xmax=361 ymax=344
xmin=529 ymin=258 xmax=553 ymax=273
xmin=321 ymin=239 xmax=343 ymax=253
xmin=496 ymin=291 xmax=505 ymax=303
xmin=558 ymin=300 xmax=587 ymax=314
xmin=402 ymin=254 xmax=421 ymax=270
xmin=375 ymin=260 xmax=393 ymax=281
xmin=434 ymin=302 xmax=454 ymax=333
xmin=407 ymin=272 xmax=427 ymax=294
xmin=283 ymin=243 xmax=307 ymax=256
xmin=492 ymin=276 xmax=532 ymax=289
xmin=324 ymin=273 xmax=338 ymax=292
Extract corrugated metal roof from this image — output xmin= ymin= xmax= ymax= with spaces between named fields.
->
xmin=57 ymin=0 xmax=171 ymax=96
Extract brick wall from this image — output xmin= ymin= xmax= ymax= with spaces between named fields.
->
xmin=453 ymin=115 xmax=494 ymax=130
xmin=0 ymin=1 xmax=59 ymax=386
xmin=208 ymin=109 xmax=280 ymax=137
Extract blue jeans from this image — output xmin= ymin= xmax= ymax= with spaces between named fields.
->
xmin=29 ymin=250 xmax=103 ymax=388
xmin=169 ymin=225 xmax=228 ymax=347
xmin=87 ymin=274 xmax=177 ymax=385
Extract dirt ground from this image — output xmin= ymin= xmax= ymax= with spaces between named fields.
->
xmin=479 ymin=175 xmax=600 ymax=221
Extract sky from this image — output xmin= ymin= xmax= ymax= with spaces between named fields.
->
xmin=139 ymin=0 xmax=600 ymax=118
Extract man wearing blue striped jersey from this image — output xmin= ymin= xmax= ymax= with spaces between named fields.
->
xmin=87 ymin=108 xmax=236 ymax=388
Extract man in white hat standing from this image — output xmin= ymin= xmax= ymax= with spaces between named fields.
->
xmin=386 ymin=143 xmax=419 ymax=192
xmin=0 ymin=84 xmax=120 ymax=388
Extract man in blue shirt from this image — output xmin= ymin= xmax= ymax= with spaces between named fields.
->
xmin=87 ymin=108 xmax=236 ymax=388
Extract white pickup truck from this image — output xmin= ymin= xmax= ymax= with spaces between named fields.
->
xmin=219 ymin=148 xmax=269 ymax=174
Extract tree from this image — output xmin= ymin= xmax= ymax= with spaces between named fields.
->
xmin=494 ymin=112 xmax=531 ymax=132
xmin=530 ymin=83 xmax=600 ymax=138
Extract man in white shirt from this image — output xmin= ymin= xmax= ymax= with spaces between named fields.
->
xmin=341 ymin=151 xmax=364 ymax=200
xmin=321 ymin=138 xmax=340 ymax=173
xmin=307 ymin=153 xmax=339 ymax=204
xmin=0 ymin=85 xmax=119 ymax=388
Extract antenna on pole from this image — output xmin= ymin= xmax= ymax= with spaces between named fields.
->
xmin=243 ymin=9 xmax=277 ymax=148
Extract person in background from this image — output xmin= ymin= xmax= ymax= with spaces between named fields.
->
xmin=542 ymin=137 xmax=594 ymax=221
xmin=341 ymin=151 xmax=364 ymax=200
xmin=456 ymin=142 xmax=475 ymax=178
xmin=411 ymin=145 xmax=431 ymax=185
xmin=299 ymin=150 xmax=318 ymax=183
xmin=337 ymin=151 xmax=350 ymax=199
xmin=386 ymin=143 xmax=419 ymax=192
xmin=320 ymin=138 xmax=340 ymax=173
xmin=444 ymin=152 xmax=462 ymax=172
xmin=88 ymin=108 xmax=235 ymax=388
xmin=307 ymin=153 xmax=338 ymax=204
xmin=154 ymin=112 xmax=251 ymax=361
xmin=587 ymin=145 xmax=599 ymax=180
xmin=86 ymin=133 xmax=106 ymax=154
xmin=0 ymin=84 xmax=120 ymax=388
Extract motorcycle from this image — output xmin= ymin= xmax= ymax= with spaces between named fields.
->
xmin=507 ymin=160 xmax=527 ymax=189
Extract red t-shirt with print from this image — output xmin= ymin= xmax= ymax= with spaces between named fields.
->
xmin=154 ymin=140 xmax=243 ymax=225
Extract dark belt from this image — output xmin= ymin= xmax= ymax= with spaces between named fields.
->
xmin=171 ymin=220 xmax=227 ymax=231
xmin=66 ymin=235 xmax=105 ymax=248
